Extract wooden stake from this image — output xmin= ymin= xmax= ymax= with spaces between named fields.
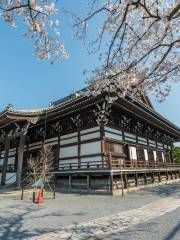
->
xmin=16 ymin=134 xmax=25 ymax=188
xmin=69 ymin=175 xmax=72 ymax=190
xmin=1 ymin=138 xmax=10 ymax=186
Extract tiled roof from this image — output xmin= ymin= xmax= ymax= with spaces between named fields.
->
xmin=12 ymin=109 xmax=47 ymax=116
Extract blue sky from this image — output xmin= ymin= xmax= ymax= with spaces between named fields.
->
xmin=0 ymin=0 xmax=179 ymax=127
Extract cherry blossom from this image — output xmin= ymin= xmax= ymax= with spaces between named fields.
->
xmin=74 ymin=0 xmax=180 ymax=101
xmin=0 ymin=0 xmax=68 ymax=63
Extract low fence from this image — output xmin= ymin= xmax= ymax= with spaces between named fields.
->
xmin=58 ymin=160 xmax=105 ymax=170
xmin=58 ymin=154 xmax=180 ymax=171
xmin=110 ymin=159 xmax=180 ymax=170
xmin=0 ymin=164 xmax=16 ymax=172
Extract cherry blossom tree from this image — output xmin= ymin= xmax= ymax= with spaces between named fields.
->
xmin=74 ymin=0 xmax=180 ymax=101
xmin=0 ymin=0 xmax=68 ymax=63
xmin=25 ymin=144 xmax=54 ymax=185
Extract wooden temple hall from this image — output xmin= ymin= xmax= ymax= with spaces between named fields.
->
xmin=0 ymin=89 xmax=180 ymax=194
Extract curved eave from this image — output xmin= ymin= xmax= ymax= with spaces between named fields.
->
xmin=130 ymin=96 xmax=180 ymax=131
xmin=115 ymin=98 xmax=180 ymax=140
xmin=39 ymin=95 xmax=101 ymax=121
xmin=0 ymin=110 xmax=43 ymax=129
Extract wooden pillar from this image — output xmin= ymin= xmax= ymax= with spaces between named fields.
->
xmin=170 ymin=170 xmax=173 ymax=179
xmin=109 ymin=172 xmax=114 ymax=195
xmin=14 ymin=142 xmax=19 ymax=171
xmin=170 ymin=150 xmax=174 ymax=164
xmin=108 ymin=152 xmax=112 ymax=169
xmin=152 ymin=171 xmax=155 ymax=183
xmin=101 ymin=139 xmax=105 ymax=168
xmin=56 ymin=134 xmax=60 ymax=171
xmin=87 ymin=175 xmax=90 ymax=191
xmin=69 ymin=174 xmax=72 ymax=190
xmin=78 ymin=131 xmax=81 ymax=168
xmin=135 ymin=171 xmax=138 ymax=187
xmin=1 ymin=138 xmax=10 ymax=186
xmin=144 ymin=171 xmax=147 ymax=185
xmin=124 ymin=172 xmax=128 ymax=189
xmin=166 ymin=170 xmax=169 ymax=180
xmin=16 ymin=134 xmax=25 ymax=188
xmin=158 ymin=170 xmax=161 ymax=182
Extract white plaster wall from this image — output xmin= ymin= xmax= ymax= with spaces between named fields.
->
xmin=138 ymin=137 xmax=148 ymax=145
xmin=28 ymin=141 xmax=42 ymax=147
xmin=81 ymin=156 xmax=102 ymax=168
xmin=144 ymin=149 xmax=148 ymax=161
xmin=80 ymin=141 xmax=101 ymax=156
xmin=129 ymin=146 xmax=137 ymax=160
xmin=138 ymin=137 xmax=147 ymax=142
xmin=149 ymin=140 xmax=156 ymax=144
xmin=81 ymin=156 xmax=102 ymax=162
xmin=8 ymin=156 xmax=15 ymax=165
xmin=153 ymin=151 xmax=157 ymax=161
xmin=60 ymin=145 xmax=78 ymax=158
xmin=59 ymin=159 xmax=78 ymax=165
xmin=124 ymin=132 xmax=136 ymax=138
xmin=28 ymin=138 xmax=58 ymax=150
xmin=28 ymin=141 xmax=42 ymax=151
xmin=45 ymin=137 xmax=58 ymax=143
xmin=105 ymin=132 xmax=122 ymax=141
xmin=61 ymin=137 xmax=78 ymax=145
xmin=45 ymin=141 xmax=58 ymax=147
xmin=104 ymin=127 xmax=122 ymax=135
xmin=157 ymin=142 xmax=163 ymax=150
xmin=61 ymin=132 xmax=78 ymax=140
xmin=59 ymin=159 xmax=79 ymax=169
xmin=9 ymin=148 xmax=16 ymax=155
xmin=28 ymin=145 xmax=42 ymax=151
xmin=162 ymin=152 xmax=165 ymax=162
xmin=0 ymin=159 xmax=3 ymax=166
xmin=81 ymin=132 xmax=100 ymax=141
xmin=5 ymin=173 xmax=16 ymax=184
xmin=80 ymin=126 xmax=100 ymax=134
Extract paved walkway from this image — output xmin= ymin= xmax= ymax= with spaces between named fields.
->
xmin=0 ymin=182 xmax=179 ymax=240
xmin=33 ymin=197 xmax=180 ymax=240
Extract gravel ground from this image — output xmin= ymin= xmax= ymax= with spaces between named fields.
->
xmin=98 ymin=207 xmax=180 ymax=240
xmin=0 ymin=182 xmax=179 ymax=240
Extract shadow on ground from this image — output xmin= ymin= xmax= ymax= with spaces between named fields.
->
xmin=163 ymin=223 xmax=180 ymax=240
xmin=87 ymin=219 xmax=180 ymax=240
xmin=126 ymin=182 xmax=180 ymax=201
xmin=138 ymin=182 xmax=180 ymax=198
xmin=0 ymin=202 xmax=85 ymax=239
xmin=0 ymin=182 xmax=179 ymax=239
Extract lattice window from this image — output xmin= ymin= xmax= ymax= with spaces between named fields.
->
xmin=137 ymin=147 xmax=144 ymax=161
xmin=148 ymin=150 xmax=154 ymax=161
xmin=144 ymin=149 xmax=148 ymax=161
xmin=153 ymin=151 xmax=157 ymax=161
xmin=165 ymin=151 xmax=171 ymax=162
xmin=129 ymin=146 xmax=137 ymax=160
xmin=157 ymin=151 xmax=163 ymax=161
xmin=106 ymin=142 xmax=124 ymax=154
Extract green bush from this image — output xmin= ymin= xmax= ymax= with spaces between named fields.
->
xmin=172 ymin=147 xmax=180 ymax=164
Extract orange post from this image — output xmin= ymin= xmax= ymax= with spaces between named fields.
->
xmin=36 ymin=190 xmax=43 ymax=204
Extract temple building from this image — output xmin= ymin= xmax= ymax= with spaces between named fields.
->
xmin=0 ymin=89 xmax=180 ymax=193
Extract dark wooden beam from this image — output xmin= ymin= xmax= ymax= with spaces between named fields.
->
xmin=69 ymin=174 xmax=72 ymax=190
xmin=1 ymin=138 xmax=10 ymax=185
xmin=135 ymin=171 xmax=138 ymax=187
xmin=16 ymin=134 xmax=25 ymax=188
xmin=87 ymin=175 xmax=90 ymax=191
xmin=109 ymin=172 xmax=114 ymax=195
